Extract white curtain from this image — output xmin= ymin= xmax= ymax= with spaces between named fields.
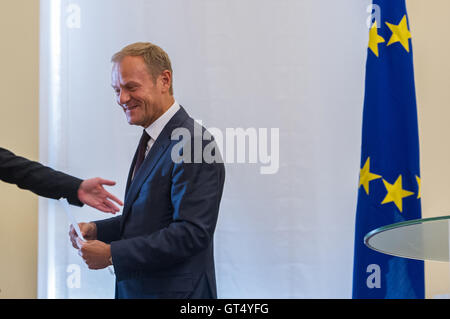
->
xmin=39 ymin=0 xmax=370 ymax=298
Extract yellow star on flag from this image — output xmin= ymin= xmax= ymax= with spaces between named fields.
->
xmin=385 ymin=15 xmax=412 ymax=52
xmin=381 ymin=175 xmax=415 ymax=212
xmin=359 ymin=157 xmax=381 ymax=195
xmin=368 ymin=21 xmax=385 ymax=57
xmin=416 ymin=175 xmax=421 ymax=199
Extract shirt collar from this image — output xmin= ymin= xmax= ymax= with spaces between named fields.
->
xmin=145 ymin=100 xmax=180 ymax=141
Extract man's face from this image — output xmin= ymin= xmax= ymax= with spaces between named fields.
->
xmin=111 ymin=56 xmax=164 ymax=128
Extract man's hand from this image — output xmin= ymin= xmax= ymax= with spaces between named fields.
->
xmin=69 ymin=222 xmax=97 ymax=249
xmin=78 ymin=240 xmax=112 ymax=270
xmin=78 ymin=177 xmax=123 ymax=214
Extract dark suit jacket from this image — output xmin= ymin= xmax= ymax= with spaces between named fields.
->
xmin=0 ymin=147 xmax=83 ymax=205
xmin=95 ymin=106 xmax=225 ymax=299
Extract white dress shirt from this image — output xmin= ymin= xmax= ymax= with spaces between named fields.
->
xmin=144 ymin=100 xmax=180 ymax=156
xmin=132 ymin=101 xmax=180 ymax=179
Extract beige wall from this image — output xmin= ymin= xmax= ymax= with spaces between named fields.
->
xmin=408 ymin=0 xmax=450 ymax=299
xmin=0 ymin=0 xmax=40 ymax=298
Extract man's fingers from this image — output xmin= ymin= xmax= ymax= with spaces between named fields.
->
xmin=76 ymin=237 xmax=85 ymax=249
xmin=100 ymin=189 xmax=123 ymax=207
xmin=104 ymin=196 xmax=121 ymax=210
xmin=104 ymin=200 xmax=119 ymax=214
xmin=69 ymin=227 xmax=77 ymax=239
xmin=71 ymin=237 xmax=79 ymax=249
xmin=79 ymin=177 xmax=123 ymax=214
xmin=107 ymin=192 xmax=124 ymax=206
xmin=69 ymin=225 xmax=78 ymax=247
xmin=99 ymin=179 xmax=124 ymax=209
xmin=72 ymin=241 xmax=79 ymax=250
xmin=98 ymin=178 xmax=123 ymax=206
xmin=94 ymin=202 xmax=116 ymax=214
xmin=99 ymin=178 xmax=116 ymax=186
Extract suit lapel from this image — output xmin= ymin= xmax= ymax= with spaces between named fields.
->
xmin=120 ymin=106 xmax=189 ymax=234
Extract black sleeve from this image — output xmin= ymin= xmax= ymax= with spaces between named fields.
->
xmin=0 ymin=147 xmax=83 ymax=206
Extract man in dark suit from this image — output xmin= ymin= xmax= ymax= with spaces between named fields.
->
xmin=70 ymin=42 xmax=225 ymax=298
xmin=0 ymin=147 xmax=123 ymax=213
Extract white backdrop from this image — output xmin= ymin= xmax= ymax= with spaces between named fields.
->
xmin=38 ymin=0 xmax=370 ymax=298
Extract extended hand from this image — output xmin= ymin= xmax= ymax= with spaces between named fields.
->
xmin=78 ymin=240 xmax=112 ymax=270
xmin=77 ymin=177 xmax=123 ymax=213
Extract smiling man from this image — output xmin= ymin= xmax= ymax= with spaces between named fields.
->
xmin=113 ymin=55 xmax=174 ymax=128
xmin=70 ymin=42 xmax=225 ymax=299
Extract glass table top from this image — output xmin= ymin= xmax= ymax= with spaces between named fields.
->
xmin=364 ymin=215 xmax=450 ymax=262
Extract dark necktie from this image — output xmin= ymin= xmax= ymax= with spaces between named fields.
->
xmin=133 ymin=129 xmax=151 ymax=177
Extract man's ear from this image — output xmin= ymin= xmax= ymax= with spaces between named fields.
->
xmin=159 ymin=70 xmax=172 ymax=94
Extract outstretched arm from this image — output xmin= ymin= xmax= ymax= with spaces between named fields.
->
xmin=0 ymin=147 xmax=123 ymax=213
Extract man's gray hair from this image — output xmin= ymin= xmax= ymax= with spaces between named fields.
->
xmin=112 ymin=42 xmax=174 ymax=95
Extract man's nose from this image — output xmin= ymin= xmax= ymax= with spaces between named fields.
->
xmin=118 ymin=90 xmax=130 ymax=105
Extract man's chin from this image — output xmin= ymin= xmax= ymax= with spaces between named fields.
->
xmin=126 ymin=117 xmax=142 ymax=126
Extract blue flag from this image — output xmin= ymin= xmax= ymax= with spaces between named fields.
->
xmin=352 ymin=0 xmax=425 ymax=299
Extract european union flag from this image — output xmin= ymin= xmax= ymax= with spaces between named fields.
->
xmin=352 ymin=0 xmax=425 ymax=299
